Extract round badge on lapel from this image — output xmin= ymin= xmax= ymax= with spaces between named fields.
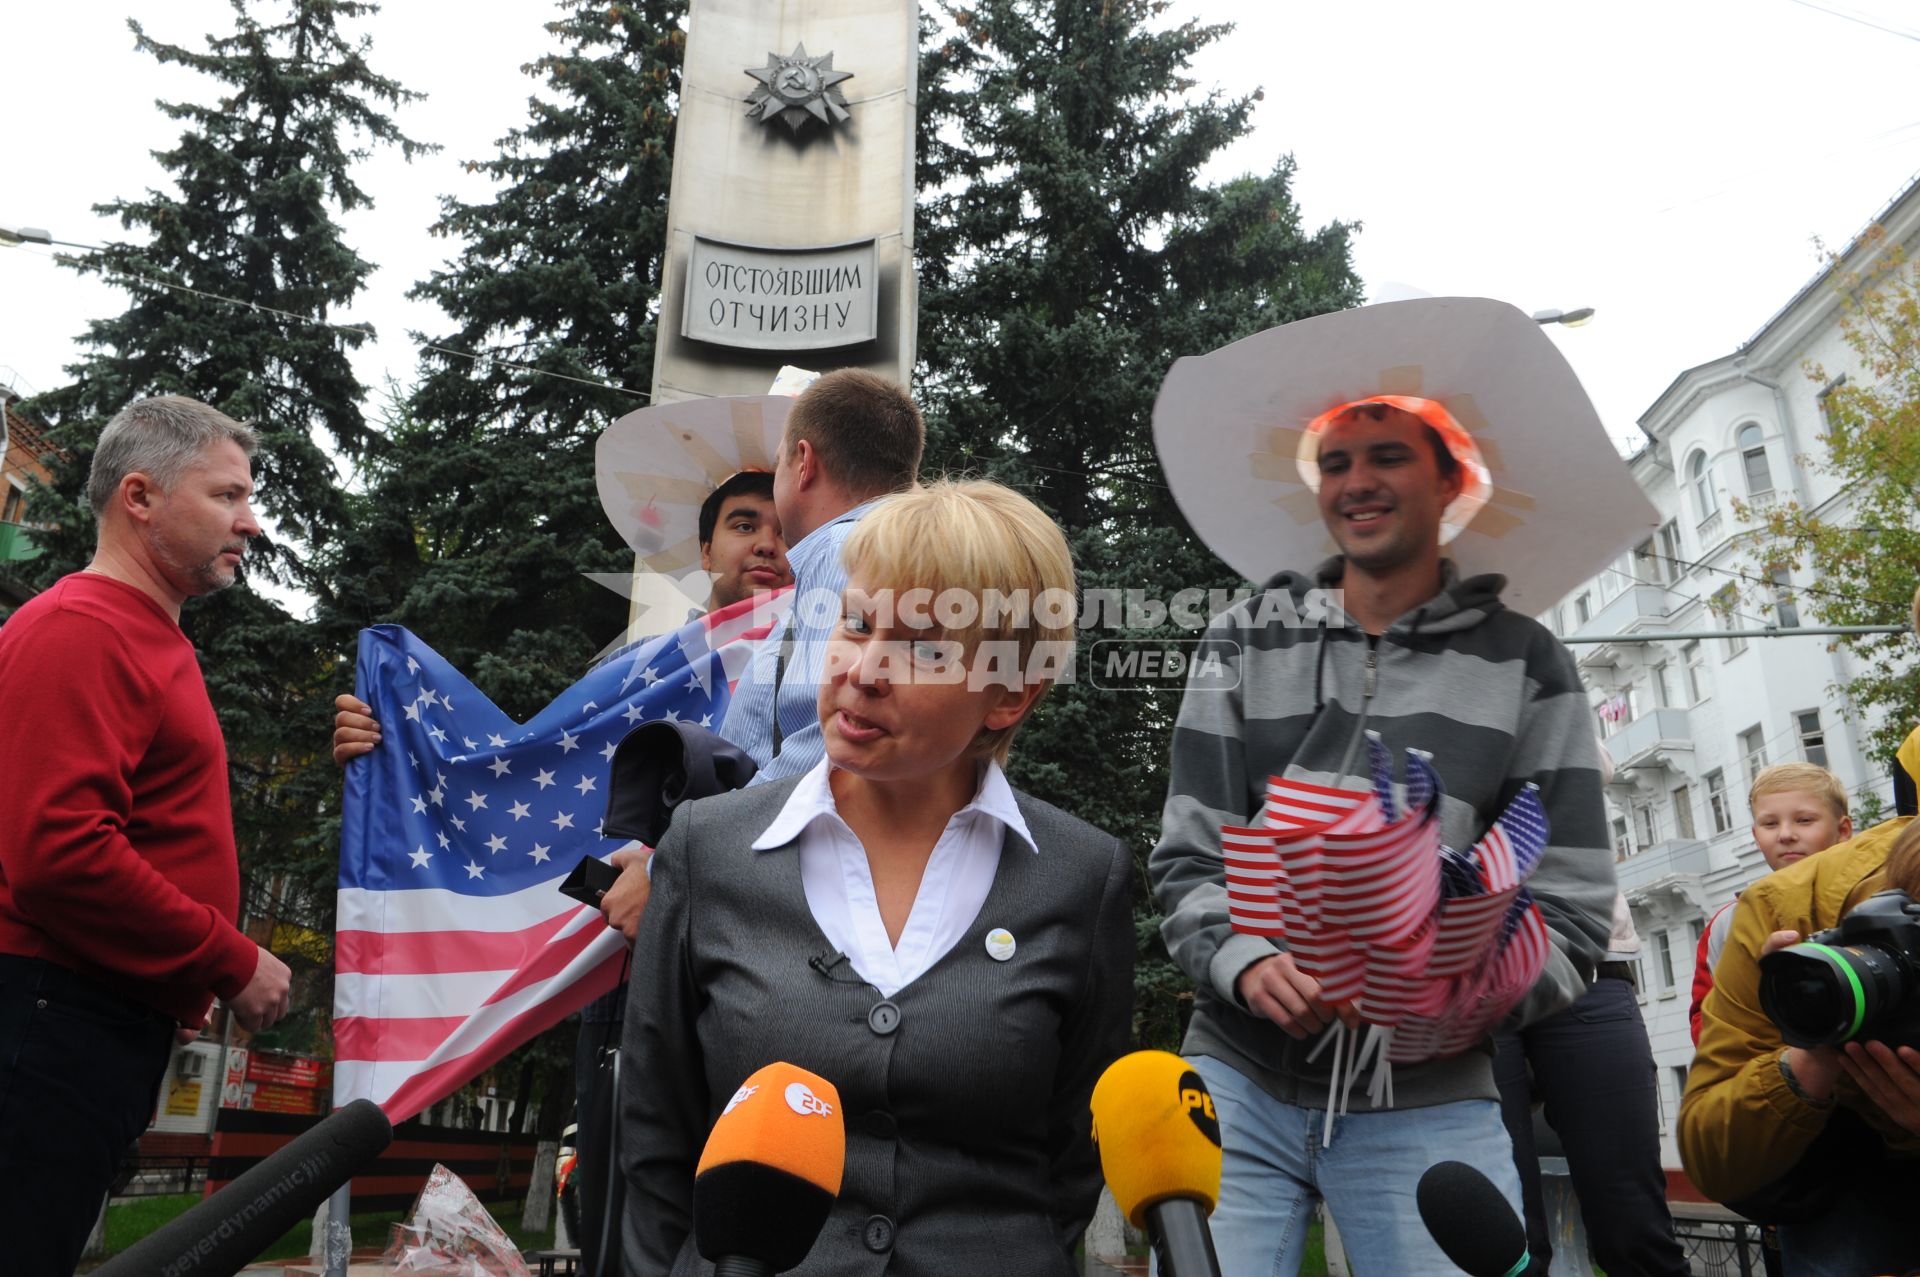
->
xmin=985 ymin=928 xmax=1016 ymax=962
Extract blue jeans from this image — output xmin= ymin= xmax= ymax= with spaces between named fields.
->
xmin=1193 ymin=1053 xmax=1526 ymax=1276
xmin=0 ymin=955 xmax=175 ymax=1277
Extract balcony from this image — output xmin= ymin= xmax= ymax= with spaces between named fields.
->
xmin=0 ymin=520 xmax=36 ymax=563
xmin=1572 ymin=583 xmax=1684 ymax=668
xmin=1576 ymin=583 xmax=1684 ymax=640
xmin=1602 ymin=706 xmax=1695 ymax=774
xmin=1616 ymin=837 xmax=1712 ymax=895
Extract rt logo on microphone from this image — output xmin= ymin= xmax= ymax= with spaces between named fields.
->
xmin=1177 ymin=1071 xmax=1221 ymax=1146
xmin=785 ymin=1081 xmax=835 ymax=1118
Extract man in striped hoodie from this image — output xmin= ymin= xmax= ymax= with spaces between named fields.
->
xmin=1150 ymin=398 xmax=1616 ymax=1275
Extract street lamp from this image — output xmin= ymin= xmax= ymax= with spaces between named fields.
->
xmin=1532 ymin=307 xmax=1596 ymax=327
xmin=0 ymin=226 xmax=53 ymax=247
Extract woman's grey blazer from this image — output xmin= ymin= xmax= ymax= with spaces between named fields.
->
xmin=618 ymin=774 xmax=1134 ymax=1276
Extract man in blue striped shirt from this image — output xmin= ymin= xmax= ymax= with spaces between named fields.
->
xmin=720 ymin=369 xmax=924 ymax=782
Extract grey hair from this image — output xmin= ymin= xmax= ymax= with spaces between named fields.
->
xmin=87 ymin=396 xmax=259 ymax=517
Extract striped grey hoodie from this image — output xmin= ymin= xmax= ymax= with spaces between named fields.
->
xmin=1150 ymin=557 xmax=1615 ymax=1111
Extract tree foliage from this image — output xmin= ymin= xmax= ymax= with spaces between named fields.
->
xmin=1744 ymin=224 xmax=1920 ymax=769
xmin=312 ymin=0 xmax=685 ymax=721
xmin=15 ymin=0 xmax=427 ymax=1053
xmin=915 ymin=0 xmax=1364 ymax=1046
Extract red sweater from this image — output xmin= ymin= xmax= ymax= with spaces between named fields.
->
xmin=0 ymin=573 xmax=257 ymax=1024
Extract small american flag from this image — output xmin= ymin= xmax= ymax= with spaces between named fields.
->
xmin=332 ymin=593 xmax=783 ymax=1119
xmin=1223 ymin=734 xmax=1557 ymax=1068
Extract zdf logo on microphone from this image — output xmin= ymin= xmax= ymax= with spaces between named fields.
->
xmin=722 ymin=1084 xmax=759 ymax=1116
xmin=785 ymin=1081 xmax=835 ymax=1118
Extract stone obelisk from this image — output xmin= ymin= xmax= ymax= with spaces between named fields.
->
xmin=650 ymin=0 xmax=918 ymax=402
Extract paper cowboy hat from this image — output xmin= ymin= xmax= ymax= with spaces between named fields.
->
xmin=595 ymin=395 xmax=793 ymax=573
xmin=1151 ymin=296 xmax=1659 ymax=611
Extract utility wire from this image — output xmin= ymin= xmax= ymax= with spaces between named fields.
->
xmin=6 ymin=241 xmax=653 ymax=403
xmin=1782 ymin=0 xmax=1920 ymax=43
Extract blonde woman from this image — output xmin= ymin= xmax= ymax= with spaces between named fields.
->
xmin=619 ymin=480 xmax=1133 ymax=1276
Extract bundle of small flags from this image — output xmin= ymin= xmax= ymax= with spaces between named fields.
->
xmin=1222 ymin=734 xmax=1551 ymax=1139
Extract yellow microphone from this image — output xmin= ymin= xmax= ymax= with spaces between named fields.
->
xmin=1090 ymin=1050 xmax=1223 ymax=1277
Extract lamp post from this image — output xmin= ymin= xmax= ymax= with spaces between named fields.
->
xmin=1532 ymin=307 xmax=1596 ymax=327
xmin=0 ymin=226 xmax=53 ymax=247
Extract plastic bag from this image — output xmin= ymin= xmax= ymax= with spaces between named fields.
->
xmin=383 ymin=1163 xmax=531 ymax=1277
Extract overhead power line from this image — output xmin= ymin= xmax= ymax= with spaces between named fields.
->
xmin=4 ymin=241 xmax=652 ymax=404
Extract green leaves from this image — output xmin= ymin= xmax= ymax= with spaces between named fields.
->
xmin=1746 ymin=234 xmax=1920 ymax=768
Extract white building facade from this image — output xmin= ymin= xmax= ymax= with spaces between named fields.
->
xmin=1541 ymin=177 xmax=1920 ymax=1176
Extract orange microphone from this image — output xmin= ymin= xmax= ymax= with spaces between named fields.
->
xmin=694 ymin=1062 xmax=846 ymax=1276
xmin=1090 ymin=1050 xmax=1224 ymax=1277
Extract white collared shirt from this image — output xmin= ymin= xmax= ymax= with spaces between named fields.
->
xmin=750 ymin=758 xmax=1037 ymax=997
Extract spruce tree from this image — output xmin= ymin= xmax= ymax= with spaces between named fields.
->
xmin=20 ymin=0 xmax=427 ymax=1048
xmin=303 ymin=0 xmax=685 ymax=1125
xmin=313 ymin=0 xmax=685 ymax=721
xmin=916 ymin=0 xmax=1365 ymax=1045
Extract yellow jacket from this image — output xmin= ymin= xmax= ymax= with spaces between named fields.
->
xmin=1679 ymin=816 xmax=1920 ymax=1201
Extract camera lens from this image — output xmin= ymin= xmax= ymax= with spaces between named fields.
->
xmin=1759 ymin=943 xmax=1903 ymax=1048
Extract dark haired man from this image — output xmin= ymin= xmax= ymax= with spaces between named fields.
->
xmin=1149 ymin=300 xmax=1628 ymax=1276
xmin=695 ymin=470 xmax=791 ymax=613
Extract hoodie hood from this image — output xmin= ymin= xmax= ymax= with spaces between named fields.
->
xmin=1262 ymin=556 xmax=1509 ymax=637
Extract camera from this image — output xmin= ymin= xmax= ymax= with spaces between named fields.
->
xmin=1758 ymin=890 xmax=1920 ymax=1051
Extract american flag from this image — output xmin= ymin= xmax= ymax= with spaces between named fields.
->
xmin=1224 ymin=734 xmax=1557 ymax=1070
xmin=332 ymin=593 xmax=783 ymax=1119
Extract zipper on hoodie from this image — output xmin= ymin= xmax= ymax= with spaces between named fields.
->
xmin=1362 ymin=634 xmax=1379 ymax=701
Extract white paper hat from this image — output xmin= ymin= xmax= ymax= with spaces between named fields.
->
xmin=1151 ymin=297 xmax=1659 ymax=612
xmin=595 ymin=395 xmax=792 ymax=573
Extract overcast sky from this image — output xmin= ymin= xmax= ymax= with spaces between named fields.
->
xmin=3 ymin=0 xmax=1918 ymax=453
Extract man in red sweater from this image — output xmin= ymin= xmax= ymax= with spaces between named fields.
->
xmin=0 ymin=395 xmax=293 ymax=1277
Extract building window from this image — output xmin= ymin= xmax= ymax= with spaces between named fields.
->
xmin=1633 ymin=956 xmax=1648 ymax=993
xmin=1672 ymin=783 xmax=1696 ymax=840
xmin=1707 ymin=769 xmax=1731 ymax=833
xmin=1612 ymin=815 xmax=1633 ymax=861
xmin=1738 ymin=423 xmax=1774 ymax=497
xmin=1671 ymin=1064 xmax=1691 ymax=1108
xmin=1714 ymin=585 xmax=1746 ymax=658
xmin=1798 ymin=710 xmax=1829 ymax=768
xmin=1633 ymin=537 xmax=1659 ymax=586
xmin=1690 ymin=916 xmax=1706 ymax=946
xmin=1634 ymin=801 xmax=1657 ymax=849
xmin=1651 ymin=662 xmax=1673 ymax=709
xmin=1741 ymin=724 xmax=1769 ymax=790
xmin=1660 ymin=520 xmax=1684 ymax=577
xmin=1688 ymin=450 xmax=1717 ymax=522
xmin=1683 ymin=641 xmax=1707 ymax=703
xmin=1 ymin=484 xmax=23 ymax=525
xmin=1575 ymin=592 xmax=1591 ymax=625
xmin=1655 ymin=931 xmax=1675 ymax=988
xmin=1770 ymin=566 xmax=1799 ymax=628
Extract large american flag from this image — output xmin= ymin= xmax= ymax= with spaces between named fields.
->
xmin=332 ymin=594 xmax=783 ymax=1119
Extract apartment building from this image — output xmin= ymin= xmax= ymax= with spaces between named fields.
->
xmin=1542 ymin=174 xmax=1920 ymax=1171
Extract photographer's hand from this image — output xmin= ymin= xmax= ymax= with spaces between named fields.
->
xmin=1840 ymin=1040 xmax=1920 ymax=1135
xmin=1761 ymin=929 xmax=1843 ymax=1105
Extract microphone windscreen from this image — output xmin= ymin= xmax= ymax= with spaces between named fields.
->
xmin=1089 ymin=1050 xmax=1222 ymax=1229
xmin=693 ymin=1062 xmax=845 ymax=1269
xmin=95 ymin=1098 xmax=392 ymax=1277
xmin=1416 ymin=1160 xmax=1529 ymax=1277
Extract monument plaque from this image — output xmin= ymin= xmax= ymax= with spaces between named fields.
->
xmin=682 ymin=237 xmax=878 ymax=350
xmin=649 ymin=0 xmax=917 ymax=403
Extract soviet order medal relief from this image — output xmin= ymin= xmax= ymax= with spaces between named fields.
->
xmin=744 ymin=43 xmax=853 ymax=133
